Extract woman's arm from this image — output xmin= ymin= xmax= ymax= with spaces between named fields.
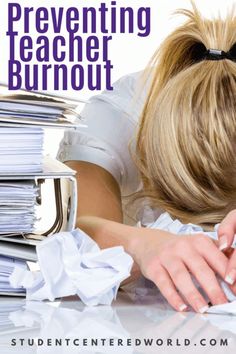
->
xmin=66 ymin=160 xmax=143 ymax=281
xmin=66 ymin=160 xmax=173 ymax=252
xmin=67 ymin=160 xmax=123 ymax=224
xmin=66 ymin=161 xmax=229 ymax=312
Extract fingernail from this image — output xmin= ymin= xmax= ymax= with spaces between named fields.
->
xmin=195 ymin=299 xmax=209 ymax=313
xmin=178 ymin=304 xmax=188 ymax=312
xmin=225 ymin=269 xmax=236 ymax=285
xmin=198 ymin=305 xmax=209 ymax=314
xmin=219 ymin=235 xmax=228 ymax=251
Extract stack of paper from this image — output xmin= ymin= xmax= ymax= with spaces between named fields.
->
xmin=0 ymin=127 xmax=44 ymax=174
xmin=0 ymin=87 xmax=84 ymax=174
xmin=0 ymin=99 xmax=65 ymax=122
xmin=0 ymin=256 xmax=26 ymax=296
xmin=0 ymin=85 xmax=83 ymax=297
xmin=0 ymin=86 xmax=84 ymax=127
xmin=0 ymin=181 xmax=39 ymax=234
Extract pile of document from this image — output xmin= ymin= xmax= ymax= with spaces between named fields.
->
xmin=0 ymin=86 xmax=83 ymax=127
xmin=0 ymin=127 xmax=44 ymax=174
xmin=0 ymin=85 xmax=83 ymax=174
xmin=0 ymin=256 xmax=26 ymax=296
xmin=0 ymin=84 xmax=84 ymax=297
xmin=0 ymin=181 xmax=39 ymax=234
xmin=0 ymin=97 xmax=67 ymax=123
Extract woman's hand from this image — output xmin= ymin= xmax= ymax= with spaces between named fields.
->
xmin=69 ymin=161 xmax=228 ymax=314
xmin=130 ymin=232 xmax=229 ymax=313
xmin=218 ymin=210 xmax=236 ymax=287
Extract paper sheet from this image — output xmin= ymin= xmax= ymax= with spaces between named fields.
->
xmin=145 ymin=212 xmax=236 ymax=314
xmin=0 ymin=93 xmax=78 ymax=123
xmin=9 ymin=229 xmax=133 ymax=306
xmin=0 ymin=127 xmax=44 ymax=173
xmin=0 ymin=256 xmax=27 ymax=294
xmin=0 ymin=181 xmax=39 ymax=234
xmin=0 ymin=87 xmax=83 ymax=127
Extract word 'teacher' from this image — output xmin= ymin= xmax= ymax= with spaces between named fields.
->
xmin=7 ymin=2 xmax=152 ymax=91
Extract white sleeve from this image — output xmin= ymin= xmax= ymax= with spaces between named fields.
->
xmin=57 ymin=72 xmax=144 ymax=196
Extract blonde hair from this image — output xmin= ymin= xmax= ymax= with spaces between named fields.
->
xmin=135 ymin=2 xmax=236 ymax=228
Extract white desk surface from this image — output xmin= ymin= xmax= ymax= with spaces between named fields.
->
xmin=0 ymin=290 xmax=235 ymax=354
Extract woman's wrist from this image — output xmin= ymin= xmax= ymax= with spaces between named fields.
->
xmin=77 ymin=214 xmax=176 ymax=264
xmin=126 ymin=226 xmax=177 ymax=263
xmin=77 ymin=215 xmax=138 ymax=251
xmin=77 ymin=215 xmax=162 ymax=257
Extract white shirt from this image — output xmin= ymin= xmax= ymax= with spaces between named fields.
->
xmin=57 ymin=71 xmax=148 ymax=196
xmin=57 ymin=71 xmax=160 ymax=223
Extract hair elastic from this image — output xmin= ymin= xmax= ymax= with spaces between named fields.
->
xmin=205 ymin=48 xmax=236 ymax=62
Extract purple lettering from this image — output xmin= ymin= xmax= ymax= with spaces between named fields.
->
xmin=86 ymin=36 xmax=99 ymax=62
xmin=35 ymin=7 xmax=49 ymax=33
xmin=137 ymin=8 xmax=151 ymax=37
xmin=54 ymin=64 xmax=67 ymax=90
xmin=51 ymin=7 xmax=64 ymax=33
xmin=8 ymin=60 xmax=22 ymax=89
xmin=99 ymin=3 xmax=108 ymax=33
xmin=83 ymin=7 xmax=96 ymax=33
xmin=36 ymin=36 xmax=49 ymax=62
xmin=20 ymin=36 xmax=33 ymax=61
xmin=25 ymin=64 xmax=39 ymax=90
xmin=7 ymin=3 xmax=21 ymax=35
xmin=53 ymin=37 xmax=66 ymax=61
xmin=104 ymin=61 xmax=113 ymax=90
xmin=120 ymin=8 xmax=134 ymax=34
xmin=66 ymin=8 xmax=79 ymax=33
xmin=71 ymin=65 xmax=84 ymax=90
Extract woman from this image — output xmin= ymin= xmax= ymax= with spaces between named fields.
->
xmin=58 ymin=4 xmax=236 ymax=313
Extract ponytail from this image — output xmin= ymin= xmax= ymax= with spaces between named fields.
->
xmin=135 ymin=2 xmax=236 ymax=228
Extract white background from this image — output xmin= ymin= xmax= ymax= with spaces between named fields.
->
xmin=0 ymin=0 xmax=235 ymax=155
